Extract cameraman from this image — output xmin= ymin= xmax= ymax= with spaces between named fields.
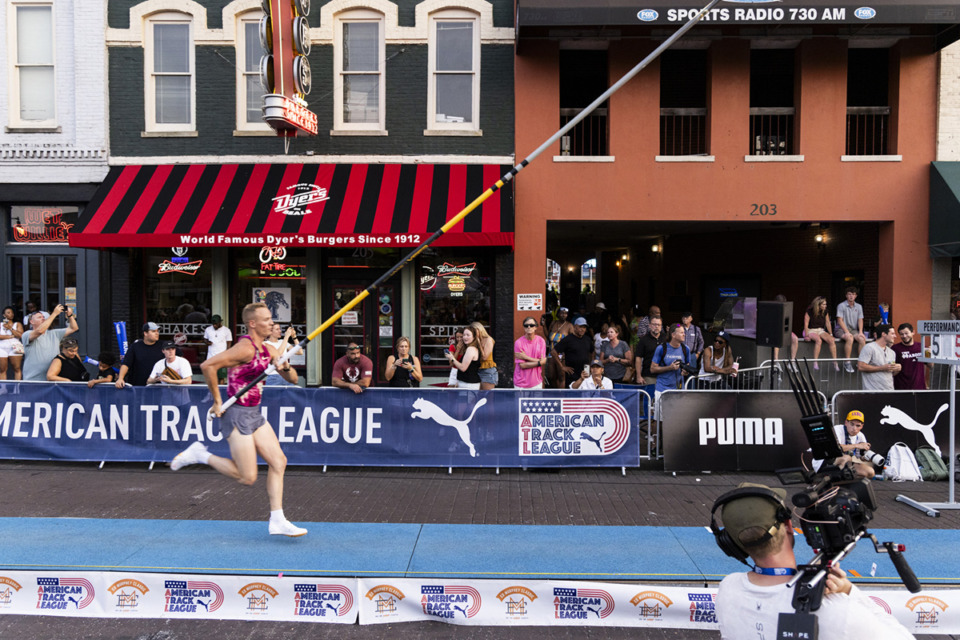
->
xmin=812 ymin=410 xmax=876 ymax=479
xmin=714 ymin=483 xmax=914 ymax=639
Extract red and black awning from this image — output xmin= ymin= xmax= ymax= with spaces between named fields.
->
xmin=70 ymin=163 xmax=514 ymax=249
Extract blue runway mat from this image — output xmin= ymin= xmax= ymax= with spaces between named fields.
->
xmin=0 ymin=517 xmax=954 ymax=584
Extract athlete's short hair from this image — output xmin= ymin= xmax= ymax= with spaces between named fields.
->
xmin=242 ymin=302 xmax=268 ymax=325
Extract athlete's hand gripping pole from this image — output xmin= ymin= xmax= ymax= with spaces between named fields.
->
xmin=209 ymin=0 xmax=722 ymax=420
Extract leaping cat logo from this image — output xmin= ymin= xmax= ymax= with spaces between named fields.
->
xmin=879 ymin=403 xmax=948 ymax=456
xmin=411 ymin=397 xmax=486 ymax=457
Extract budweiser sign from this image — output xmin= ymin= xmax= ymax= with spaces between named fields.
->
xmin=272 ymin=183 xmax=329 ymax=216
xmin=438 ymin=262 xmax=477 ymax=278
xmin=158 ymin=260 xmax=203 ymax=275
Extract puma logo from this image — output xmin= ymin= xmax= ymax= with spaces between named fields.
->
xmin=879 ymin=404 xmax=948 ymax=456
xmin=579 ymin=431 xmax=606 ymax=452
xmin=411 ymin=397 xmax=487 ymax=457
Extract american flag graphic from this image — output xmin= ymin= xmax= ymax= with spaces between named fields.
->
xmin=317 ymin=584 xmax=354 ymax=616
xmin=519 ymin=398 xmax=630 ymax=454
xmin=37 ymin=577 xmax=95 ymax=609
xmin=165 ymin=580 xmax=224 ymax=612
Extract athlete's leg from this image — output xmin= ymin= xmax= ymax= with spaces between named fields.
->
xmin=252 ymin=422 xmax=287 ymax=511
xmin=206 ymin=431 xmax=257 ymax=485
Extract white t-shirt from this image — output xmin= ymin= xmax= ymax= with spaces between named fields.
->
xmin=570 ymin=375 xmax=613 ymax=390
xmin=717 ymin=571 xmax=914 ymax=640
xmin=204 ymin=325 xmax=233 ymax=359
xmin=859 ymin=341 xmax=895 ymax=391
xmin=148 ymin=356 xmax=193 ymax=384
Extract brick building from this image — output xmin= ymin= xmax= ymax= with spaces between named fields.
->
xmin=68 ymin=0 xmax=515 ymax=385
xmin=512 ymin=0 xmax=960 ymax=353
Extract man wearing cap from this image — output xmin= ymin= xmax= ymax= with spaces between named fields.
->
xmin=204 ymin=315 xmax=233 ymax=384
xmin=570 ymin=359 xmax=612 ymax=390
xmin=147 ymin=341 xmax=194 ymax=385
xmin=46 ymin=337 xmax=90 ymax=382
xmin=116 ymin=322 xmax=165 ymax=387
xmin=22 ymin=304 xmax=78 ymax=381
xmin=713 ymin=483 xmax=913 ymax=639
xmin=552 ymin=317 xmax=594 ymax=387
xmin=811 ymin=410 xmax=876 ymax=479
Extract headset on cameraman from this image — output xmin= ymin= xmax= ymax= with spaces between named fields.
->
xmin=710 ymin=486 xmax=791 ymax=565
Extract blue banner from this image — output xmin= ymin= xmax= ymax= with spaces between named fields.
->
xmin=0 ymin=384 xmax=640 ymax=468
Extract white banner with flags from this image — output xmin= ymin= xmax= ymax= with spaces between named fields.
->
xmin=2 ymin=570 xmax=958 ymax=634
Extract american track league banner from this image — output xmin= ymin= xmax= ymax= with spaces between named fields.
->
xmin=1 ymin=572 xmax=357 ymax=624
xmin=0 ymin=384 xmax=639 ymax=468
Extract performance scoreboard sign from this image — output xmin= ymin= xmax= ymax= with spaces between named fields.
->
xmin=918 ymin=320 xmax=960 ymax=364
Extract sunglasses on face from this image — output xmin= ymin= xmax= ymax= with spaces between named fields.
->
xmin=348 ymin=347 xmax=361 ymax=352
xmin=523 ymin=323 xmax=536 ymax=328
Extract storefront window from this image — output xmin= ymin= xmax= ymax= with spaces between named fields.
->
xmin=233 ymin=247 xmax=307 ymax=366
xmin=7 ymin=206 xmax=78 ymax=245
xmin=143 ymin=248 xmax=213 ymax=366
xmin=419 ymin=253 xmax=492 ymax=370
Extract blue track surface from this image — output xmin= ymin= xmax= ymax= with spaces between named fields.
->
xmin=0 ymin=518 xmax=954 ymax=584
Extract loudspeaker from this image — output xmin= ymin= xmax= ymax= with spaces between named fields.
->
xmin=756 ymin=301 xmax=792 ymax=348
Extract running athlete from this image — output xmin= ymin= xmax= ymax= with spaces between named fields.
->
xmin=170 ymin=302 xmax=306 ymax=537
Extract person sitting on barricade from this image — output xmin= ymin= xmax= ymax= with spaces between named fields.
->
xmin=147 ymin=341 xmax=193 ymax=385
xmin=698 ymin=330 xmax=737 ymax=389
xmin=570 ymin=359 xmax=612 ymax=390
xmin=46 ymin=337 xmax=90 ymax=382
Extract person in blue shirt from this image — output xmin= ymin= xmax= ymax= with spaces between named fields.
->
xmin=650 ymin=323 xmax=696 ymax=393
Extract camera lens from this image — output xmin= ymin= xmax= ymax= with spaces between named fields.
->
xmin=860 ymin=450 xmax=885 ymax=467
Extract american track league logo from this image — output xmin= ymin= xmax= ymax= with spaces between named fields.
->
xmin=906 ymin=595 xmax=948 ymax=628
xmin=631 ymin=590 xmax=673 ymax=621
xmin=686 ymin=592 xmax=716 ymax=623
xmin=519 ymin=398 xmax=630 ymax=456
xmin=294 ymin=583 xmax=353 ymax=617
xmin=164 ymin=580 xmax=224 ymax=613
xmin=553 ymin=587 xmax=614 ymax=620
xmin=272 ymin=183 xmax=329 ymax=216
xmin=108 ymin=579 xmax=149 ymax=613
xmin=420 ymin=585 xmax=481 ymax=619
xmin=365 ymin=584 xmax=405 ymax=618
xmin=240 ymin=582 xmax=278 ymax=615
xmin=36 ymin=577 xmax=95 ymax=610
xmin=497 ymin=586 xmax=538 ymax=619
xmin=0 ymin=577 xmax=22 ymax=608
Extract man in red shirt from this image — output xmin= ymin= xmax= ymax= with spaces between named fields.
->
xmin=892 ymin=323 xmax=930 ymax=390
xmin=332 ymin=342 xmax=374 ymax=393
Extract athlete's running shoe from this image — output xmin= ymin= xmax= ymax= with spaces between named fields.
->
xmin=170 ymin=441 xmax=208 ymax=471
xmin=269 ymin=519 xmax=308 ymax=537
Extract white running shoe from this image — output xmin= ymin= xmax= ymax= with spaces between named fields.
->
xmin=844 ymin=362 xmax=855 ymax=373
xmin=170 ymin=441 xmax=208 ymax=471
xmin=269 ymin=519 xmax=308 ymax=537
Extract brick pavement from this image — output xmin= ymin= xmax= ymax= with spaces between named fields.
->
xmin=1 ymin=460 xmax=958 ymax=639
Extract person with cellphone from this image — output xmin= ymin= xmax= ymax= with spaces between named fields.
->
xmin=569 ymin=359 xmax=612 ymax=390
xmin=22 ymin=304 xmax=78 ymax=381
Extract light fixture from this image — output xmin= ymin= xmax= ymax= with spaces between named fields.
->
xmin=651 ymin=244 xmax=660 ymax=253
xmin=621 ymin=253 xmax=628 ymax=261
xmin=616 ymin=260 xmax=621 ymax=268
xmin=815 ymin=234 xmax=825 ymax=245
xmin=568 ymin=265 xmax=575 ymax=272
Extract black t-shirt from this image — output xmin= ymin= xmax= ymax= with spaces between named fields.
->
xmin=554 ymin=332 xmax=593 ymax=373
xmin=121 ymin=339 xmax=166 ymax=386
xmin=56 ymin=354 xmax=90 ymax=382
xmin=637 ymin=331 xmax=666 ymax=378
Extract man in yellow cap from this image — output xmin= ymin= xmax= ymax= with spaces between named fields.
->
xmin=812 ymin=410 xmax=876 ymax=479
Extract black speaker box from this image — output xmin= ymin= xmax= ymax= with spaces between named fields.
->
xmin=756 ymin=301 xmax=793 ymax=348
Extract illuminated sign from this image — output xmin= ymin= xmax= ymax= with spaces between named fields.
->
xmin=158 ymin=260 xmax=203 ymax=275
xmin=11 ymin=207 xmax=74 ymax=243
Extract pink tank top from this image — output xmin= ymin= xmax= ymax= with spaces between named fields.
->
xmin=227 ymin=335 xmax=271 ymax=406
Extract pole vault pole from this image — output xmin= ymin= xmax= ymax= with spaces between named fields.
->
xmin=217 ymin=0 xmax=724 ymax=413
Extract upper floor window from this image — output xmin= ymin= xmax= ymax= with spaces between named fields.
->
xmin=237 ymin=12 xmax=270 ymax=132
xmin=660 ymin=49 xmax=707 ymax=156
xmin=144 ymin=12 xmax=195 ymax=133
xmin=559 ymin=49 xmax=608 ymax=156
xmin=8 ymin=2 xmax=56 ymax=129
xmin=749 ymin=48 xmax=796 ymax=155
xmin=427 ymin=10 xmax=479 ymax=134
xmin=846 ymin=48 xmax=890 ymax=155
xmin=334 ymin=10 xmax=385 ymax=133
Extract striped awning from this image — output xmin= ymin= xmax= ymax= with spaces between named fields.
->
xmin=70 ymin=163 xmax=514 ymax=249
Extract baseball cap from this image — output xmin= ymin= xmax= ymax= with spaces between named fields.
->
xmin=558 ymin=307 xmax=569 ymax=313
xmin=596 ymin=302 xmax=606 ymax=310
xmin=143 ymin=322 xmax=159 ymax=332
xmin=720 ymin=483 xmax=788 ymax=552
xmin=590 ymin=359 xmax=604 ymax=368
xmin=211 ymin=314 xmax=222 ymax=323
xmin=574 ymin=317 xmax=588 ymax=326
xmin=715 ymin=330 xmax=729 ymax=342
xmin=161 ymin=340 xmax=176 ymax=350
xmin=846 ymin=410 xmax=865 ymax=423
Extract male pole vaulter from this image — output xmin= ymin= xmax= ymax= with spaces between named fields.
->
xmin=170 ymin=302 xmax=307 ymax=537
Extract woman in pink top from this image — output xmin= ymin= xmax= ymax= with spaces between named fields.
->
xmin=514 ymin=316 xmax=547 ymax=389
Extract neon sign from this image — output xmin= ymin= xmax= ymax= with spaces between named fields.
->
xmin=11 ymin=207 xmax=74 ymax=243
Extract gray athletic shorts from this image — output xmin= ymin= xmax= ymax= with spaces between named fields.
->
xmin=220 ymin=404 xmax=266 ymax=439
